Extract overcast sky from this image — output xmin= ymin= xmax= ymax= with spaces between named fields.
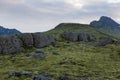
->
xmin=0 ymin=0 xmax=120 ymax=32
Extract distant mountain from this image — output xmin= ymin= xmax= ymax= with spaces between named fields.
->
xmin=90 ymin=16 xmax=120 ymax=38
xmin=0 ymin=26 xmax=21 ymax=34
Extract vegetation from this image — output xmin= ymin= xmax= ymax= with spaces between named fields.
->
xmin=0 ymin=23 xmax=120 ymax=80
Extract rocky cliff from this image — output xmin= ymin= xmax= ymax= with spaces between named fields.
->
xmin=0 ymin=33 xmax=55 ymax=54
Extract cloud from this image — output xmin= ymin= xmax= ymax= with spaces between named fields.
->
xmin=0 ymin=0 xmax=120 ymax=32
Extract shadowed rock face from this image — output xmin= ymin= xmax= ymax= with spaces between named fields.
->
xmin=32 ymin=33 xmax=55 ymax=48
xmin=0 ymin=35 xmax=23 ymax=54
xmin=0 ymin=33 xmax=55 ymax=54
xmin=62 ymin=32 xmax=96 ymax=42
xmin=21 ymin=33 xmax=34 ymax=48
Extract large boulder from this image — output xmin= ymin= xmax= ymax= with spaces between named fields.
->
xmin=62 ymin=32 xmax=96 ymax=42
xmin=0 ymin=35 xmax=23 ymax=54
xmin=21 ymin=33 xmax=34 ymax=48
xmin=62 ymin=32 xmax=79 ymax=41
xmin=94 ymin=37 xmax=114 ymax=46
xmin=32 ymin=33 xmax=55 ymax=48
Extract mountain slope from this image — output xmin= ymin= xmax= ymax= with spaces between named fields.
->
xmin=90 ymin=16 xmax=120 ymax=38
xmin=47 ymin=23 xmax=115 ymax=39
xmin=0 ymin=26 xmax=21 ymax=34
xmin=0 ymin=23 xmax=120 ymax=80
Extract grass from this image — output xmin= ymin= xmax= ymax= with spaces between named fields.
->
xmin=0 ymin=41 xmax=120 ymax=80
xmin=0 ymin=23 xmax=120 ymax=80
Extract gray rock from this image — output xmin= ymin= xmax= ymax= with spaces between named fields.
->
xmin=8 ymin=70 xmax=31 ymax=77
xmin=94 ymin=37 xmax=114 ymax=46
xmin=32 ymin=75 xmax=51 ymax=80
xmin=62 ymin=32 xmax=79 ymax=41
xmin=0 ymin=35 xmax=23 ymax=54
xmin=26 ymin=49 xmax=45 ymax=58
xmin=88 ymin=34 xmax=96 ymax=41
xmin=32 ymin=33 xmax=55 ymax=48
xmin=78 ymin=32 xmax=88 ymax=42
xmin=21 ymin=33 xmax=34 ymax=48
xmin=32 ymin=53 xmax=45 ymax=58
xmin=62 ymin=32 xmax=96 ymax=42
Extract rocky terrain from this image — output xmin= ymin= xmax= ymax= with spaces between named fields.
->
xmin=0 ymin=16 xmax=120 ymax=80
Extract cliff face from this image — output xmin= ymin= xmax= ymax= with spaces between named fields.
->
xmin=0 ymin=33 xmax=55 ymax=54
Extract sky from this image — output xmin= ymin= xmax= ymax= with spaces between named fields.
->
xmin=0 ymin=0 xmax=120 ymax=32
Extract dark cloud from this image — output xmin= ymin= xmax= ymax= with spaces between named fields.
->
xmin=0 ymin=0 xmax=120 ymax=32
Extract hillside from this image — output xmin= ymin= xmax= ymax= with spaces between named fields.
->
xmin=47 ymin=23 xmax=110 ymax=38
xmin=90 ymin=16 xmax=120 ymax=38
xmin=0 ymin=23 xmax=120 ymax=80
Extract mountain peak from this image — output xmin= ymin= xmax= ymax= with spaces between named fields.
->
xmin=90 ymin=16 xmax=120 ymax=38
xmin=90 ymin=16 xmax=120 ymax=28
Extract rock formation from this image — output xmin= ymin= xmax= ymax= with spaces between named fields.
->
xmin=62 ymin=32 xmax=96 ymax=42
xmin=0 ymin=33 xmax=55 ymax=54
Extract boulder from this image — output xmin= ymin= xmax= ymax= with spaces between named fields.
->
xmin=32 ymin=33 xmax=55 ymax=48
xmin=94 ymin=37 xmax=114 ymax=46
xmin=32 ymin=75 xmax=51 ymax=80
xmin=0 ymin=35 xmax=23 ymax=54
xmin=26 ymin=49 xmax=45 ymax=58
xmin=62 ymin=32 xmax=79 ymax=41
xmin=62 ymin=32 xmax=96 ymax=42
xmin=78 ymin=32 xmax=89 ymax=42
xmin=21 ymin=33 xmax=34 ymax=48
xmin=8 ymin=70 xmax=31 ymax=77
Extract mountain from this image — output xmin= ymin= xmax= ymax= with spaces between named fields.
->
xmin=1 ymin=23 xmax=120 ymax=80
xmin=47 ymin=23 xmax=114 ymax=39
xmin=0 ymin=26 xmax=21 ymax=34
xmin=90 ymin=16 xmax=120 ymax=38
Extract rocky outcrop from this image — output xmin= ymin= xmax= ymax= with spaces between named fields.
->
xmin=32 ymin=33 xmax=55 ymax=48
xmin=21 ymin=33 xmax=34 ymax=48
xmin=0 ymin=35 xmax=23 ymax=54
xmin=94 ymin=37 xmax=114 ymax=46
xmin=0 ymin=33 xmax=55 ymax=54
xmin=62 ymin=32 xmax=96 ymax=42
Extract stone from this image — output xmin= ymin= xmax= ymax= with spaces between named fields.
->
xmin=88 ymin=34 xmax=96 ymax=41
xmin=0 ymin=35 xmax=23 ymax=54
xmin=62 ymin=32 xmax=79 ymax=41
xmin=94 ymin=37 xmax=114 ymax=46
xmin=32 ymin=33 xmax=55 ymax=48
xmin=26 ymin=49 xmax=45 ymax=58
xmin=8 ymin=70 xmax=31 ymax=77
xmin=62 ymin=32 xmax=96 ymax=42
xmin=78 ymin=32 xmax=88 ymax=42
xmin=21 ymin=33 xmax=34 ymax=48
xmin=32 ymin=75 xmax=51 ymax=80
